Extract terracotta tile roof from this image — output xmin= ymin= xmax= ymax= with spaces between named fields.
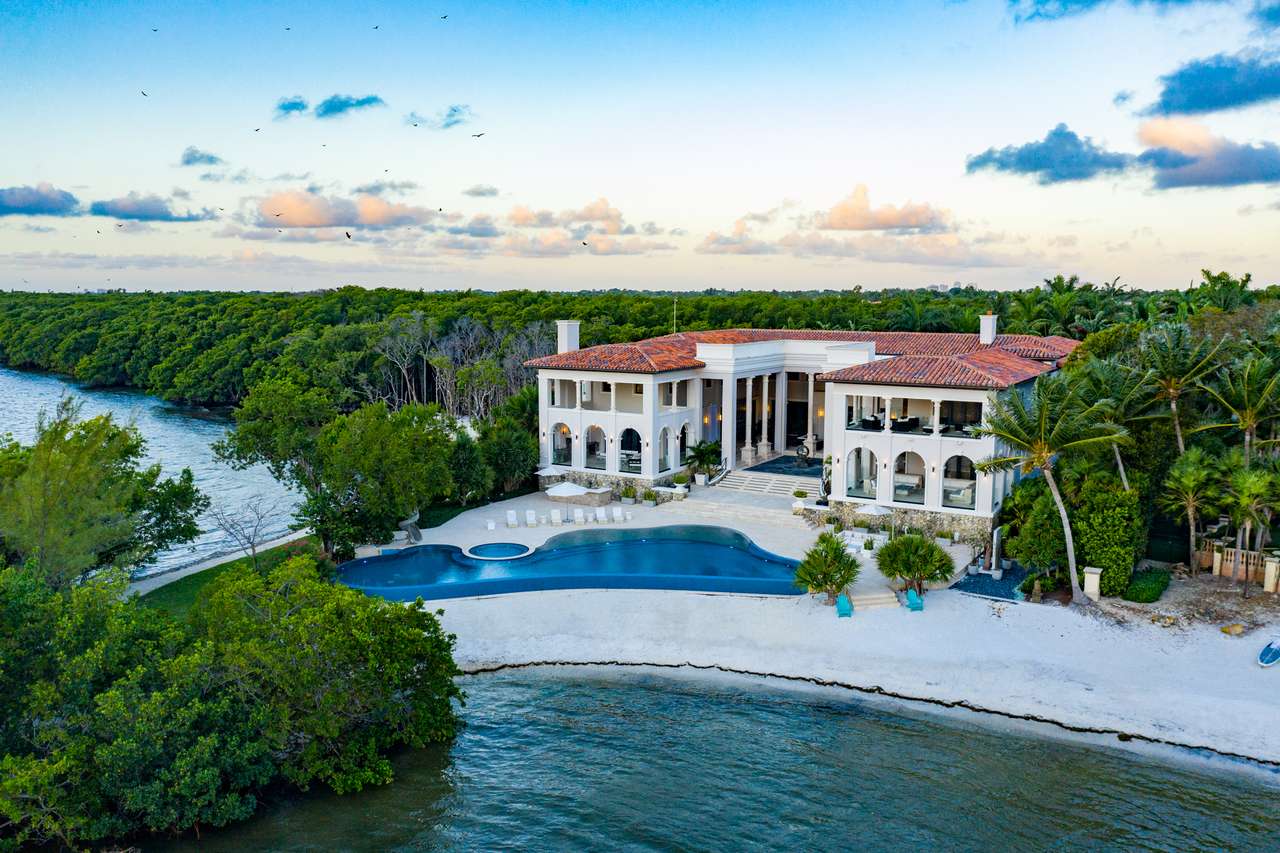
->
xmin=524 ymin=327 xmax=1080 ymax=385
xmin=818 ymin=347 xmax=1054 ymax=390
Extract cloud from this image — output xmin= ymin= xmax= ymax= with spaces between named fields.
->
xmin=23 ymin=224 xmax=56 ymax=233
xmin=275 ymin=95 xmax=309 ymax=118
xmin=0 ymin=183 xmax=81 ymax=217
xmin=1256 ymin=2 xmax=1280 ymax=29
xmin=1113 ymin=90 xmax=1134 ymax=106
xmin=498 ymin=230 xmax=580 ymax=257
xmin=179 ymin=146 xmax=223 ymax=166
xmin=810 ymin=185 xmax=950 ymax=232
xmin=255 ymin=189 xmax=438 ymax=228
xmin=508 ymin=204 xmax=557 ymax=227
xmin=463 ymin=184 xmax=499 ymax=197
xmin=778 ymin=231 xmax=1031 ymax=268
xmin=352 ymin=180 xmax=419 ymax=196
xmin=966 ymin=123 xmax=1133 ymax=183
xmin=583 ymin=236 xmax=676 ymax=255
xmin=1009 ymin=0 xmax=1217 ymax=23
xmin=695 ymin=224 xmax=779 ymax=255
xmin=271 ymin=172 xmax=312 ymax=182
xmin=314 ymin=94 xmax=386 ymax=119
xmin=1137 ymin=117 xmax=1280 ymax=187
xmin=558 ymin=197 xmax=626 ymax=234
xmin=89 ymin=192 xmax=215 ymax=222
xmin=405 ymin=104 xmax=472 ymax=129
xmin=199 ymin=169 xmax=253 ymax=184
xmin=446 ymin=215 xmax=501 ymax=238
xmin=171 ymin=187 xmax=191 ymax=199
xmin=1142 ymin=52 xmax=1280 ymax=115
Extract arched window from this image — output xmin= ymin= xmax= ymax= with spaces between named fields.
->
xmin=584 ymin=425 xmax=606 ymax=470
xmin=846 ymin=447 xmax=878 ymax=500
xmin=679 ymin=423 xmax=691 ymax=464
xmin=551 ymin=423 xmax=572 ymax=465
xmin=620 ymin=428 xmax=642 ymax=474
xmin=658 ymin=427 xmax=671 ymax=472
xmin=892 ymin=451 xmax=926 ymax=505
xmin=942 ymin=454 xmax=976 ymax=510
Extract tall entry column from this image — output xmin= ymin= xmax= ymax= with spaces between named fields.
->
xmin=776 ymin=371 xmax=787 ymax=453
xmin=721 ymin=376 xmax=737 ymax=471
xmin=743 ymin=375 xmax=755 ymax=464
xmin=806 ymin=373 xmax=816 ymax=452
xmin=761 ymin=373 xmax=771 ymax=456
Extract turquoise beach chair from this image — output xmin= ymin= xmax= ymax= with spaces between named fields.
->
xmin=905 ymin=589 xmax=924 ymax=611
xmin=836 ymin=593 xmax=853 ymax=618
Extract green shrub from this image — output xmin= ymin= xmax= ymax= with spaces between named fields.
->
xmin=863 ymin=539 xmax=874 ymax=551
xmin=794 ymin=531 xmax=861 ymax=603
xmin=1075 ymin=483 xmax=1143 ymax=596
xmin=641 ymin=489 xmax=657 ymax=502
xmin=793 ymin=489 xmax=808 ymax=499
xmin=620 ymin=483 xmax=637 ymax=499
xmin=672 ymin=473 xmax=689 ymax=485
xmin=1018 ymin=570 xmax=1064 ymax=595
xmin=1122 ymin=569 xmax=1171 ymax=603
xmin=875 ymin=534 xmax=955 ymax=595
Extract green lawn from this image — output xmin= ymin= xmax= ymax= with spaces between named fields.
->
xmin=139 ymin=536 xmax=315 ymax=619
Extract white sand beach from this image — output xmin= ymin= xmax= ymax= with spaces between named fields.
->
xmin=434 ymin=586 xmax=1280 ymax=766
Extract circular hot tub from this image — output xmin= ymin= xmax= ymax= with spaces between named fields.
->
xmin=465 ymin=541 xmax=533 ymax=560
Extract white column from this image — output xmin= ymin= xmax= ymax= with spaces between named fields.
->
xmin=691 ymin=378 xmax=704 ymax=442
xmin=761 ymin=373 xmax=771 ymax=453
xmin=932 ymin=400 xmax=941 ymax=434
xmin=774 ymin=371 xmax=786 ymax=454
xmin=537 ymin=374 xmax=549 ymax=465
xmin=743 ymin=375 xmax=754 ymax=463
xmin=722 ymin=377 xmax=737 ymax=471
xmin=806 ymin=373 xmax=816 ymax=451
xmin=883 ymin=396 xmax=894 ymax=433
xmin=642 ymin=378 xmax=656 ymax=477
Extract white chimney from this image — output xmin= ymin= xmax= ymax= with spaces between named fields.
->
xmin=980 ymin=313 xmax=998 ymax=346
xmin=556 ymin=320 xmax=581 ymax=354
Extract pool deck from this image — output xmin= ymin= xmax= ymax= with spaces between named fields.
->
xmin=363 ymin=488 xmax=972 ymax=609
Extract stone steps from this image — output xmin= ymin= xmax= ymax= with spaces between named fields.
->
xmin=716 ymin=470 xmax=822 ymax=498
xmin=663 ymin=498 xmax=812 ymax=530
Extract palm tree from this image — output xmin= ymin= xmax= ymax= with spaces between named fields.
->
xmin=1195 ymin=352 xmax=1280 ymax=466
xmin=976 ymin=373 xmax=1125 ymax=606
xmin=1224 ymin=466 xmax=1272 ymax=598
xmin=794 ymin=531 xmax=861 ymax=604
xmin=1157 ymin=448 xmax=1218 ymax=573
xmin=1140 ymin=323 xmax=1223 ymax=455
xmin=874 ymin=534 xmax=955 ymax=596
xmin=1077 ymin=358 xmax=1154 ymax=490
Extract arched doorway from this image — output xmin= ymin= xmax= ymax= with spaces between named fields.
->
xmin=658 ymin=427 xmax=671 ymax=472
xmin=942 ymin=455 xmax=976 ymax=509
xmin=846 ymin=447 xmax=878 ymax=500
xmin=584 ymin=425 xmax=606 ymax=470
xmin=620 ymin=428 xmax=642 ymax=474
xmin=551 ymin=423 xmax=572 ymax=465
xmin=893 ymin=451 xmax=926 ymax=505
xmin=678 ymin=423 xmax=691 ymax=464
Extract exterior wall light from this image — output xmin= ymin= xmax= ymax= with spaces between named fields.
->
xmin=817 ymin=408 xmax=824 ymax=418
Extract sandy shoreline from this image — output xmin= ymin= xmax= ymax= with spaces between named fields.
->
xmin=432 ymin=587 xmax=1280 ymax=767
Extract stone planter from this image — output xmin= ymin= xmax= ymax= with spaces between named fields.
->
xmin=674 ymin=486 xmax=688 ymax=501
xmin=792 ymin=499 xmax=805 ymax=515
xmin=642 ymin=500 xmax=657 ymax=508
xmin=935 ymin=536 xmax=953 ymax=548
xmin=621 ymin=496 xmax=636 ymax=505
xmin=695 ymin=473 xmax=708 ymax=486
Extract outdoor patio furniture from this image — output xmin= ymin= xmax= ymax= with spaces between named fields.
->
xmin=595 ymin=506 xmax=609 ymax=523
xmin=906 ymin=589 xmax=924 ymax=611
xmin=574 ymin=508 xmax=587 ymax=525
xmin=836 ymin=593 xmax=853 ymax=618
xmin=486 ymin=519 xmax=496 ymax=531
xmin=625 ymin=511 xmax=634 ymax=521
xmin=525 ymin=510 xmax=538 ymax=527
xmin=550 ymin=509 xmax=564 ymax=526
xmin=612 ymin=506 xmax=624 ymax=523
xmin=506 ymin=510 xmax=519 ymax=528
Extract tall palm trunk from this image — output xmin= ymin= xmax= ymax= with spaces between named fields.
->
xmin=1170 ymin=397 xmax=1185 ymax=455
xmin=1043 ymin=466 xmax=1086 ymax=606
xmin=1240 ymin=522 xmax=1252 ymax=599
xmin=1234 ymin=525 xmax=1245 ymax=590
xmin=1112 ymin=444 xmax=1130 ymax=491
xmin=1186 ymin=506 xmax=1198 ymax=576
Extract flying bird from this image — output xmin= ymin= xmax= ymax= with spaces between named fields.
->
xmin=284 ymin=26 xmax=291 ymax=30
xmin=151 ymin=28 xmax=158 ymax=32
xmin=274 ymin=212 xmax=283 ymax=217
xmin=345 ymin=231 xmax=352 ymax=239
xmin=116 ymin=223 xmax=124 ymax=228
xmin=373 ymin=24 xmax=379 ymax=29
xmin=471 ymin=132 xmax=485 ymax=138
xmin=140 ymin=90 xmax=148 ymax=97
xmin=254 ymin=127 xmax=261 ymax=132
xmin=440 ymin=15 xmax=448 ymax=20
xmin=582 ymin=241 xmax=588 ymax=246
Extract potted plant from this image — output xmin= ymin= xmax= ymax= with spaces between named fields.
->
xmin=620 ymin=484 xmax=637 ymax=505
xmin=794 ymin=531 xmax=861 ymax=605
xmin=863 ymin=538 xmax=875 ymax=552
xmin=687 ymin=440 xmax=721 ymax=486
xmin=641 ymin=489 xmax=658 ymax=508
xmin=672 ymin=473 xmax=689 ymax=499
xmin=935 ymin=530 xmax=953 ymax=548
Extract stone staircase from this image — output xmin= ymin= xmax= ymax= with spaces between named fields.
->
xmin=715 ymin=469 xmax=822 ymax=498
xmin=664 ymin=496 xmax=812 ymax=530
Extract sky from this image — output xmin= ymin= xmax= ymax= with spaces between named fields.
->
xmin=2 ymin=0 xmax=1279 ymax=293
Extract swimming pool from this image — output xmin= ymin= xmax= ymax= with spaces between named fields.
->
xmin=339 ymin=525 xmax=802 ymax=600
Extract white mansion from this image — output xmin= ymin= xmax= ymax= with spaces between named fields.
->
xmin=526 ymin=318 xmax=1078 ymax=519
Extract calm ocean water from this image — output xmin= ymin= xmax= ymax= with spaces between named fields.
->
xmin=0 ymin=367 xmax=298 ymax=576
xmin=154 ymin=669 xmax=1280 ymax=852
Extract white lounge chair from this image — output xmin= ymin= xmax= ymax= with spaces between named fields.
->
xmin=612 ymin=506 xmax=624 ymax=523
xmin=526 ymin=510 xmax=538 ymax=528
xmin=486 ymin=519 xmax=496 ymax=531
xmin=625 ymin=511 xmax=634 ymax=522
xmin=574 ymin=508 xmax=587 ymax=525
xmin=550 ymin=509 xmax=564 ymax=527
xmin=595 ymin=506 xmax=609 ymax=524
xmin=505 ymin=510 xmax=519 ymax=529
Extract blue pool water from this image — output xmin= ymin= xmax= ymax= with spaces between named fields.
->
xmin=339 ymin=525 xmax=801 ymax=600
xmin=467 ymin=542 xmax=530 ymax=558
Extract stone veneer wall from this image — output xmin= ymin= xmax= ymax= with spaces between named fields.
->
xmin=803 ymin=503 xmax=993 ymax=546
xmin=538 ymin=470 xmax=679 ymax=503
